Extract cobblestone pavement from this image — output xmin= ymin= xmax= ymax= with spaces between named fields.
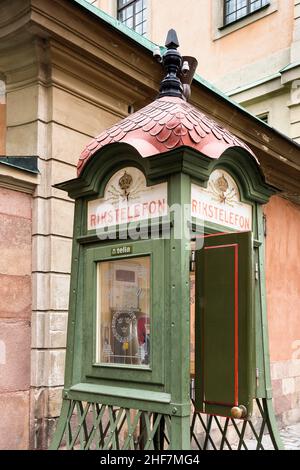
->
xmin=280 ymin=424 xmax=300 ymax=450
xmin=242 ymin=423 xmax=300 ymax=450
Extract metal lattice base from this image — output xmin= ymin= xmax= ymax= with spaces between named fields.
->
xmin=51 ymin=398 xmax=282 ymax=450
xmin=191 ymin=398 xmax=283 ymax=450
xmin=51 ymin=400 xmax=171 ymax=450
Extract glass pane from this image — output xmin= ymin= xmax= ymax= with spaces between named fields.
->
xmin=237 ymin=0 xmax=247 ymax=8
xmin=236 ymin=6 xmax=247 ymax=18
xmin=97 ymin=256 xmax=151 ymax=366
xmin=135 ymin=23 xmax=143 ymax=35
xmin=124 ymin=5 xmax=133 ymax=19
xmin=125 ymin=17 xmax=133 ymax=28
xmin=225 ymin=0 xmax=236 ymax=15
xmin=136 ymin=0 xmax=143 ymax=13
xmin=118 ymin=0 xmax=132 ymax=7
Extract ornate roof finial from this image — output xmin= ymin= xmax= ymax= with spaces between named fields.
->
xmin=157 ymin=29 xmax=184 ymax=99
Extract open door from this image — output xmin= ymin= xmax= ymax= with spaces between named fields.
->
xmin=194 ymin=232 xmax=255 ymax=419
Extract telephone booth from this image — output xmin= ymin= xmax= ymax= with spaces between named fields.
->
xmin=51 ymin=31 xmax=282 ymax=451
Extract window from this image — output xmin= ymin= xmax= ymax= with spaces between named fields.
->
xmin=257 ymin=113 xmax=269 ymax=124
xmin=224 ymin=0 xmax=270 ymax=26
xmin=97 ymin=256 xmax=151 ymax=366
xmin=117 ymin=0 xmax=147 ymax=36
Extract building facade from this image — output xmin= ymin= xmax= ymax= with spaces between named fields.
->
xmin=0 ymin=0 xmax=299 ymax=449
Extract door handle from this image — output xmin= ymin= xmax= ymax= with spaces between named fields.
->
xmin=231 ymin=405 xmax=247 ymax=419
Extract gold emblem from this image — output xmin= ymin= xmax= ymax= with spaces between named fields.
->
xmin=119 ymin=171 xmax=133 ymax=193
xmin=210 ymin=173 xmax=236 ymax=205
xmin=106 ymin=169 xmax=144 ymax=203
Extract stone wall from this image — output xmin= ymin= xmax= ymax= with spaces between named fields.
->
xmin=264 ymin=195 xmax=300 ymax=429
xmin=0 ymin=187 xmax=32 ymax=449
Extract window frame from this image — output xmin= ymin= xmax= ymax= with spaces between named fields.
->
xmin=223 ymin=0 xmax=270 ymax=28
xmin=212 ymin=0 xmax=277 ymax=41
xmin=117 ymin=0 xmax=147 ymax=36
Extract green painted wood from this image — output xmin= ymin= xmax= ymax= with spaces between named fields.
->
xmin=51 ymin=140 xmax=281 ymax=450
xmin=83 ymin=239 xmax=165 ymax=387
xmin=168 ymin=172 xmax=191 ymax=450
xmin=70 ymin=382 xmax=171 ymax=403
xmin=195 ymin=231 xmax=255 ymax=418
xmin=49 ymin=399 xmax=72 ymax=450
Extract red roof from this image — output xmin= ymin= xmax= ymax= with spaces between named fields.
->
xmin=77 ymin=96 xmax=254 ymax=175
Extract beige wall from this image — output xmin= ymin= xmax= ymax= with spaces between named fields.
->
xmin=96 ymin=0 xmax=299 ymax=140
xmin=97 ymin=0 xmax=294 ymax=86
xmin=0 ymin=105 xmax=5 ymax=155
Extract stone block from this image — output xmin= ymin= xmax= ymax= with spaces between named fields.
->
xmin=51 ymin=160 xmax=76 ymax=200
xmin=31 ymin=311 xmax=68 ymax=349
xmin=31 ymin=349 xmax=65 ymax=387
xmin=0 ymin=187 xmax=32 ymax=219
xmin=32 ymin=197 xmax=50 ymax=236
xmin=0 ymin=274 xmax=31 ymax=319
xmin=50 ymin=198 xmax=74 ymax=238
xmin=32 ymin=235 xmax=50 ymax=272
xmin=48 ymin=387 xmax=63 ymax=418
xmin=291 ymin=391 xmax=300 ymax=409
xmin=288 ymin=359 xmax=300 ymax=378
xmin=49 ymin=350 xmax=66 ymax=387
xmin=31 ymin=387 xmax=48 ymax=420
xmin=282 ymin=377 xmax=296 ymax=395
xmin=271 ymin=361 xmax=290 ymax=380
xmin=0 ymin=391 xmax=30 ymax=449
xmin=51 ymin=122 xmax=93 ymax=166
xmin=49 ymin=312 xmax=68 ymax=348
xmin=32 ymin=272 xmax=49 ymax=311
xmin=6 ymin=121 xmax=38 ymax=156
xmin=295 ymin=376 xmax=300 ymax=392
xmin=6 ymin=84 xmax=39 ymax=126
xmin=50 ymin=237 xmax=72 ymax=274
xmin=31 ymin=311 xmax=48 ymax=349
xmin=273 ymin=394 xmax=292 ymax=415
xmin=31 ymin=349 xmax=49 ymax=387
xmin=50 ymin=274 xmax=70 ymax=311
xmin=271 ymin=379 xmax=282 ymax=398
xmin=282 ymin=408 xmax=300 ymax=427
xmin=0 ymin=320 xmax=31 ymax=392
xmin=52 ymin=87 xmax=119 ymax=138
xmin=34 ymin=159 xmax=76 ymax=201
xmin=0 ymin=213 xmax=31 ymax=276
xmin=32 ymin=273 xmax=70 ymax=311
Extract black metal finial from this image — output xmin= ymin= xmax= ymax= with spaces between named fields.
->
xmin=165 ymin=29 xmax=179 ymax=49
xmin=158 ymin=29 xmax=183 ymax=99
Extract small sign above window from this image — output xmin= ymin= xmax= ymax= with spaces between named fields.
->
xmin=88 ymin=167 xmax=168 ymax=230
xmin=191 ymin=170 xmax=252 ymax=231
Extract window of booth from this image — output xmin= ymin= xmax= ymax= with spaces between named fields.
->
xmin=96 ymin=256 xmax=151 ymax=366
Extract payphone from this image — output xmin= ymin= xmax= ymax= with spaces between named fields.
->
xmin=51 ymin=30 xmax=282 ymax=450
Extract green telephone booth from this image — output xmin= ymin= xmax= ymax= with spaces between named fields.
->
xmin=51 ymin=31 xmax=282 ymax=451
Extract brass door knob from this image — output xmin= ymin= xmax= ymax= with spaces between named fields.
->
xmin=231 ymin=405 xmax=247 ymax=419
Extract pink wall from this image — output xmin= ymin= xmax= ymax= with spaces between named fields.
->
xmin=264 ymin=195 xmax=300 ymax=363
xmin=0 ymin=187 xmax=32 ymax=449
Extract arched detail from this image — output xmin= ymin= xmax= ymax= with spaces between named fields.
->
xmin=55 ymin=143 xmax=156 ymax=200
xmin=208 ymin=147 xmax=278 ymax=204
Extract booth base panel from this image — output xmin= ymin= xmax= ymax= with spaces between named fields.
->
xmin=50 ymin=398 xmax=283 ymax=450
